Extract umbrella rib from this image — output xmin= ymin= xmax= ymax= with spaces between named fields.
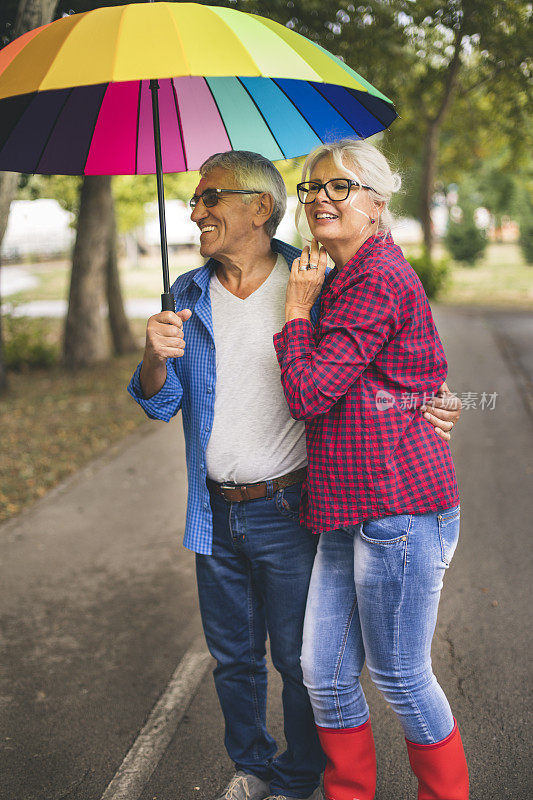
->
xmin=135 ymin=80 xmax=142 ymax=176
xmin=170 ymin=78 xmax=188 ymax=172
xmin=236 ymin=77 xmax=287 ymax=159
xmin=305 ymin=82 xmax=365 ymax=139
xmin=271 ymin=79 xmax=339 ymax=143
xmin=167 ymin=5 xmax=191 ymax=75
xmin=82 ymin=84 xmax=108 ymax=175
xmin=205 ymin=6 xmax=264 ymax=77
xmin=110 ymin=3 xmax=128 ymax=82
xmin=203 ymin=79 xmax=234 ymax=150
xmin=34 ymin=87 xmax=73 ymax=174
xmin=341 ymin=85 xmax=392 ymax=131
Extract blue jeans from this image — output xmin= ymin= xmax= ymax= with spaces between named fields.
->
xmin=196 ymin=481 xmax=326 ymax=798
xmin=301 ymin=506 xmax=460 ymax=744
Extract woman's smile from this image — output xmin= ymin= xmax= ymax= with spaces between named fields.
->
xmin=313 ymin=208 xmax=340 ymax=223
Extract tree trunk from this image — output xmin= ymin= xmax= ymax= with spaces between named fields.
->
xmin=0 ymin=0 xmax=60 ymax=245
xmin=0 ymin=0 xmax=59 ymax=394
xmin=106 ymin=198 xmax=137 ymax=355
xmin=63 ymin=176 xmax=111 ymax=368
xmin=420 ymin=120 xmax=441 ymax=255
xmin=0 ymin=271 xmax=7 ymax=394
xmin=0 ymin=172 xmax=18 ymax=394
xmin=418 ymin=28 xmax=463 ymax=256
xmin=13 ymin=0 xmax=57 ymax=32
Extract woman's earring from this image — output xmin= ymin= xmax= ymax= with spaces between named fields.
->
xmin=370 ymin=218 xmax=376 ymax=225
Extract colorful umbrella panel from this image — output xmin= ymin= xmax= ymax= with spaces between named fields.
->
xmin=0 ymin=75 xmax=397 ymax=175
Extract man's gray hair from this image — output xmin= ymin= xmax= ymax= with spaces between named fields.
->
xmin=199 ymin=151 xmax=287 ymax=238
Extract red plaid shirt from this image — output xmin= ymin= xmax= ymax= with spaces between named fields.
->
xmin=273 ymin=233 xmax=459 ymax=534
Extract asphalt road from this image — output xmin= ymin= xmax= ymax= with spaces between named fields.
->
xmin=0 ymin=304 xmax=532 ymax=800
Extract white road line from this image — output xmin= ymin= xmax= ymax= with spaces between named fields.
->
xmin=100 ymin=635 xmax=212 ymax=800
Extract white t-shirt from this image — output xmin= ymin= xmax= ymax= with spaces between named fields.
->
xmin=205 ymin=254 xmax=308 ymax=484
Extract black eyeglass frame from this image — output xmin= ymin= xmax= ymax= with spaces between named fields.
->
xmin=189 ymin=188 xmax=263 ymax=209
xmin=296 ymin=178 xmax=373 ymax=204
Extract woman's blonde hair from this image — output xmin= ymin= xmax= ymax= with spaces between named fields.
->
xmin=295 ymin=139 xmax=401 ymax=240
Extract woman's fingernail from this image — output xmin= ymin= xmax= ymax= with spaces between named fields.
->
xmin=420 ymin=405 xmax=426 ymax=411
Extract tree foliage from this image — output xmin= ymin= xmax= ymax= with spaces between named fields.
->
xmin=0 ymin=0 xmax=60 ymax=393
xmin=408 ymin=250 xmax=450 ymax=299
xmin=445 ymin=180 xmax=488 ymax=265
xmin=9 ymin=0 xmax=530 ymax=239
xmin=2 ymin=0 xmax=531 ymax=360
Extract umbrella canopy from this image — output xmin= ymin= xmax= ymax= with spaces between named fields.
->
xmin=0 ymin=2 xmax=397 ymax=175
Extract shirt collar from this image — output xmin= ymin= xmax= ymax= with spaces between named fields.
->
xmin=190 ymin=237 xmax=300 ymax=295
xmin=324 ymin=233 xmax=390 ymax=294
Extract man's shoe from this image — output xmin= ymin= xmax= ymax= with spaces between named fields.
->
xmin=264 ymin=789 xmax=324 ymax=800
xmin=215 ymin=770 xmax=270 ymax=800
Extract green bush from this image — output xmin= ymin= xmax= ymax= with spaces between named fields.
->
xmin=518 ymin=217 xmax=533 ymax=265
xmin=445 ymin=207 xmax=487 ymax=266
xmin=409 ymin=251 xmax=449 ymax=299
xmin=3 ymin=314 xmax=59 ymax=371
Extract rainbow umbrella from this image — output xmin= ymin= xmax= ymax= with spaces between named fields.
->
xmin=0 ymin=1 xmax=397 ymax=310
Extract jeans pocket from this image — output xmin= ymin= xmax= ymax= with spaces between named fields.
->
xmin=360 ymin=513 xmax=412 ymax=545
xmin=274 ymin=484 xmax=301 ymax=520
xmin=438 ymin=505 xmax=460 ymax=565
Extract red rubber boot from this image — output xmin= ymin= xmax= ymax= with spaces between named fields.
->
xmin=406 ymin=719 xmax=469 ymax=799
xmin=316 ymin=718 xmax=376 ymax=800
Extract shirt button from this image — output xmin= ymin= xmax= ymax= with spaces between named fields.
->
xmin=205 ymin=426 xmax=210 ymax=432
xmin=207 ymin=386 xmax=212 ymax=393
xmin=210 ymin=344 xmax=215 ymax=351
xmin=203 ymin=502 xmax=208 ymax=509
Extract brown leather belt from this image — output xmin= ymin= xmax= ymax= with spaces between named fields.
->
xmin=207 ymin=467 xmax=307 ymax=503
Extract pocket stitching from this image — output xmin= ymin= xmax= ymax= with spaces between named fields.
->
xmin=439 ymin=507 xmax=461 ymax=526
xmin=438 ymin=512 xmax=460 ymax=564
xmin=275 ymin=489 xmax=299 ymax=519
xmin=360 ymin=514 xmax=412 ymax=546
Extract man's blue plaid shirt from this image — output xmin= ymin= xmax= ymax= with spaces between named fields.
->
xmin=128 ymin=238 xmax=322 ymax=555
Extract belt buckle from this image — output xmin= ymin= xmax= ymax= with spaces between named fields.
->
xmin=220 ymin=483 xmax=251 ymax=502
xmin=219 ymin=483 xmax=239 ymax=502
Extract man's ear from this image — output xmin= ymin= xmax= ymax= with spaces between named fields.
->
xmin=252 ymin=192 xmax=274 ymax=229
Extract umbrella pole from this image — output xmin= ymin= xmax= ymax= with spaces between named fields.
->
xmin=149 ymin=78 xmax=175 ymax=312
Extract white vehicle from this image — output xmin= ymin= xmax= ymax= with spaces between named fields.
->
xmin=1 ymin=199 xmax=74 ymax=261
xmin=143 ymin=199 xmax=200 ymax=249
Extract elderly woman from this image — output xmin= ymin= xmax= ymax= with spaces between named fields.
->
xmin=273 ymin=140 xmax=469 ymax=800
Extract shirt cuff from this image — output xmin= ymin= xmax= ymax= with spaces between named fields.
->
xmin=274 ymin=317 xmax=315 ymax=367
xmin=127 ymin=360 xmax=182 ymax=422
xmin=273 ymin=327 xmax=287 ymax=367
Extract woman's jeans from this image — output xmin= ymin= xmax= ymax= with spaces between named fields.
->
xmin=301 ymin=506 xmax=461 ymax=745
xmin=196 ymin=481 xmax=325 ymax=798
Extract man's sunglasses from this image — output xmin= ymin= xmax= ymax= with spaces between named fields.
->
xmin=296 ymin=178 xmax=372 ymax=204
xmin=189 ymin=188 xmax=262 ymax=209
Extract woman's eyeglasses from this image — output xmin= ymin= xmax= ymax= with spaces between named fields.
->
xmin=189 ymin=188 xmax=262 ymax=209
xmin=296 ymin=178 xmax=372 ymax=204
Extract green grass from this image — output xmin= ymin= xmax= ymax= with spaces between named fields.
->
xmin=442 ymin=243 xmax=533 ymax=308
xmin=1 ymin=239 xmax=530 ymax=524
xmin=404 ymin=242 xmax=533 ymax=308
xmin=6 ymin=242 xmax=531 ymax=310
xmin=0 ymin=344 xmax=148 ymax=523
xmin=4 ymin=248 xmax=203 ymax=307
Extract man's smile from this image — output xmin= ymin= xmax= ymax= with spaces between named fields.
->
xmin=199 ymin=223 xmax=217 ymax=236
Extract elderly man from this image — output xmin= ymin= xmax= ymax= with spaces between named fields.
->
xmin=128 ymin=151 xmax=460 ymax=800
